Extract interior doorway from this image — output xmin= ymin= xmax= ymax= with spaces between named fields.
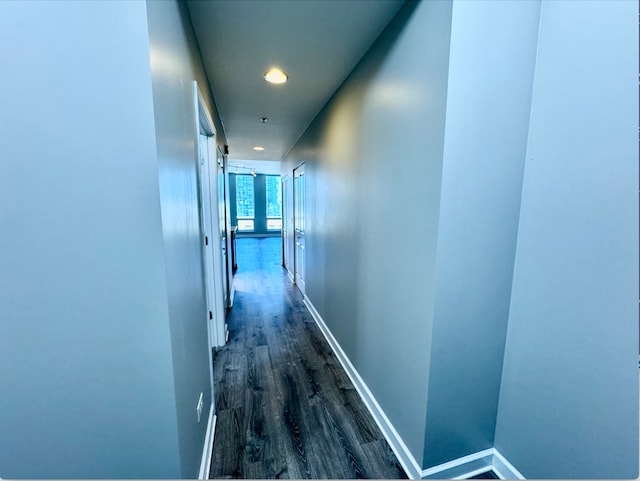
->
xmin=282 ymin=175 xmax=293 ymax=281
xmin=194 ymin=82 xmax=228 ymax=350
xmin=293 ymin=163 xmax=305 ymax=294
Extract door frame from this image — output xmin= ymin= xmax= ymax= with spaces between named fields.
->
xmin=193 ymin=82 xmax=227 ymax=350
xmin=293 ymin=162 xmax=305 ymax=294
xmin=282 ymin=175 xmax=293 ymax=280
xmin=218 ymin=145 xmax=234 ymax=310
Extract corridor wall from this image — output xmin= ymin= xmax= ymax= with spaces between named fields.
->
xmin=282 ymin=0 xmax=451 ymax=465
xmin=493 ymin=1 xmax=639 ymax=478
xmin=0 ymin=0 xmax=229 ymax=478
xmin=423 ymin=0 xmax=541 ymax=467
xmin=0 ymin=1 xmax=181 ymax=477
xmin=282 ymin=0 xmax=638 ymax=478
xmin=146 ymin=0 xmax=228 ymax=477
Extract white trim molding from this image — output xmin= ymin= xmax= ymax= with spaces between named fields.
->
xmin=198 ymin=405 xmax=217 ymax=480
xmin=303 ymin=295 xmax=423 ymax=479
xmin=302 ymin=294 xmax=525 ymax=480
xmin=422 ymin=448 xmax=525 ymax=479
xmin=491 ymin=449 xmax=526 ymax=480
xmin=423 ymin=449 xmax=494 ymax=479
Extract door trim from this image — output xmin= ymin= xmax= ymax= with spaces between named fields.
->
xmin=293 ymin=163 xmax=305 ymax=294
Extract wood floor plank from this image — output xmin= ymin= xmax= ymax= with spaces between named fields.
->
xmin=360 ymin=439 xmax=409 ymax=479
xmin=211 ymin=407 xmax=246 ymax=479
xmin=210 ymin=237 xmax=407 ymax=479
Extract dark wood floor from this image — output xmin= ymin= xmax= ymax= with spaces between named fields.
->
xmin=209 ymin=237 xmax=407 ymax=479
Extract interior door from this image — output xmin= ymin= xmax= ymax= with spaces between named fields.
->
xmin=282 ymin=175 xmax=292 ymax=276
xmin=217 ymin=159 xmax=228 ymax=307
xmin=217 ymin=146 xmax=232 ymax=309
xmin=293 ymin=164 xmax=305 ymax=294
xmin=197 ymin=133 xmax=221 ymax=348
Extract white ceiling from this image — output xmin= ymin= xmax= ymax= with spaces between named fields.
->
xmin=187 ymin=0 xmax=405 ymax=162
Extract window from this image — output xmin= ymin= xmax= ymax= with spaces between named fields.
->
xmin=265 ymin=175 xmax=282 ymax=230
xmin=236 ymin=174 xmax=255 ymax=231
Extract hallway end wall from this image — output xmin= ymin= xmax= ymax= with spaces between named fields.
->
xmin=494 ymin=1 xmax=639 ymax=478
xmin=146 ymin=0 xmax=228 ymax=477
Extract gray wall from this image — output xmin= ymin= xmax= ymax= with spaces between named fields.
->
xmin=423 ymin=0 xmax=541 ymax=467
xmin=282 ymin=0 xmax=453 ymax=461
xmin=146 ymin=0 xmax=227 ymax=477
xmin=0 ymin=1 xmax=181 ymax=478
xmin=493 ymin=1 xmax=638 ymax=478
xmin=283 ymin=0 xmax=638 ymax=476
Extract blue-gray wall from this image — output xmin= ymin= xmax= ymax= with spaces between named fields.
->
xmin=0 ymin=0 xmax=228 ymax=478
xmin=282 ymin=0 xmax=638 ymax=477
xmin=493 ymin=1 xmax=638 ymax=478
xmin=229 ymin=173 xmax=281 ymax=237
xmin=146 ymin=0 xmax=227 ymax=477
xmin=283 ymin=0 xmax=452 ymax=462
xmin=423 ymin=0 xmax=541 ymax=467
xmin=0 ymin=1 xmax=181 ymax=477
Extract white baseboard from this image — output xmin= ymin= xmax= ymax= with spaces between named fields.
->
xmin=302 ymin=294 xmax=525 ymax=480
xmin=303 ymin=295 xmax=423 ymax=479
xmin=286 ymin=269 xmax=294 ymax=284
xmin=423 ymin=449 xmax=494 ymax=479
xmin=198 ymin=405 xmax=217 ymax=480
xmin=491 ymin=448 xmax=525 ymax=480
xmin=420 ymin=448 xmax=525 ymax=479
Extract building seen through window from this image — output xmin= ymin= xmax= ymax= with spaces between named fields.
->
xmin=266 ymin=175 xmax=282 ymax=230
xmin=236 ymin=174 xmax=255 ymax=231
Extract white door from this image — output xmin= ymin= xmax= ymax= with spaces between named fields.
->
xmin=206 ymin=138 xmax=227 ymax=346
xmin=217 ymin=146 xmax=233 ymax=309
xmin=197 ymin=133 xmax=220 ymax=348
xmin=293 ymin=164 xmax=305 ymax=294
xmin=282 ymin=175 xmax=293 ymax=279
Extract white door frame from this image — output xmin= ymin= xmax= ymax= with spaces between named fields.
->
xmin=293 ymin=163 xmax=306 ymax=294
xmin=282 ymin=175 xmax=294 ymax=282
xmin=217 ymin=145 xmax=234 ymax=309
xmin=193 ymin=82 xmax=227 ymax=350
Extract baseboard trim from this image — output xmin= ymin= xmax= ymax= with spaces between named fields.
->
xmin=198 ymin=405 xmax=216 ymax=480
xmin=302 ymin=294 xmax=525 ymax=481
xmin=303 ymin=295 xmax=423 ymax=479
xmin=422 ymin=449 xmax=494 ymax=479
xmin=421 ymin=448 xmax=525 ymax=479
xmin=491 ymin=448 xmax=525 ymax=480
xmin=456 ymin=467 xmax=495 ymax=480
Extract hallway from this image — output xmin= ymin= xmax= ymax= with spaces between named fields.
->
xmin=0 ymin=1 xmax=636 ymax=479
xmin=210 ymin=237 xmax=407 ymax=479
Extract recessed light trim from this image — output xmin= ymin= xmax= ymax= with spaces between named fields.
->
xmin=253 ymin=146 xmax=265 ymax=151
xmin=264 ymin=68 xmax=288 ymax=84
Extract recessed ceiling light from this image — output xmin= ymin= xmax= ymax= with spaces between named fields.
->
xmin=253 ymin=146 xmax=265 ymax=151
xmin=264 ymin=68 xmax=288 ymax=84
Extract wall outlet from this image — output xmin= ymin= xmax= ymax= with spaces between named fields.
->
xmin=196 ymin=392 xmax=204 ymax=423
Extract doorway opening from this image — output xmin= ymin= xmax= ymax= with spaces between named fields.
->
xmin=194 ymin=82 xmax=228 ymax=351
xmin=293 ymin=163 xmax=305 ymax=295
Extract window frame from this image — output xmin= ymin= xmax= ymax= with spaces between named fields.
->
xmin=265 ymin=175 xmax=282 ymax=231
xmin=235 ymin=174 xmax=255 ymax=232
